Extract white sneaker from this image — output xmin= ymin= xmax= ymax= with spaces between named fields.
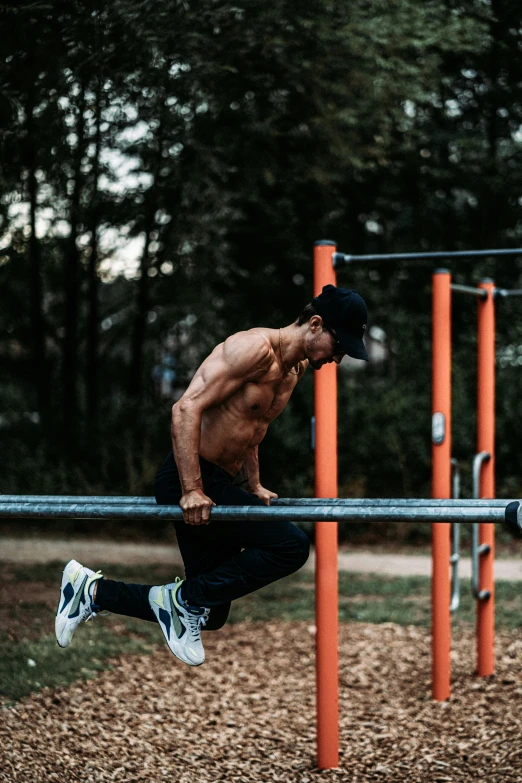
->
xmin=55 ymin=559 xmax=104 ymax=648
xmin=149 ymin=578 xmax=209 ymax=666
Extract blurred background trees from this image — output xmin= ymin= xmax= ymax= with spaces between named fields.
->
xmin=1 ymin=0 xmax=521 ymax=539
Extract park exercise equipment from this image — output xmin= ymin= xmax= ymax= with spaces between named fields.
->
xmin=432 ymin=269 xmax=522 ymax=696
xmin=313 ymin=240 xmax=522 ymax=768
xmin=449 ymin=453 xmax=491 ymax=615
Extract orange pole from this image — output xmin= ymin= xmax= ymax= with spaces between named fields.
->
xmin=313 ymin=240 xmax=339 ymax=769
xmin=477 ymin=279 xmax=495 ymax=676
xmin=431 ymin=269 xmax=452 ymax=701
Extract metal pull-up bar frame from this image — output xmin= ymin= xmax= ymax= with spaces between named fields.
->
xmin=313 ymin=240 xmax=522 ymax=768
xmin=0 ymin=498 xmax=519 ymax=523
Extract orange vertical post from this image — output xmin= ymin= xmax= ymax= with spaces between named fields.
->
xmin=313 ymin=240 xmax=339 ymax=769
xmin=431 ymin=269 xmax=452 ymax=701
xmin=477 ymin=279 xmax=495 ymax=676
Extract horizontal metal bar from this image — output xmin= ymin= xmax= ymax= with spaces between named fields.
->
xmin=0 ymin=495 xmax=158 ymax=505
xmin=451 ymin=284 xmax=488 ymax=299
xmin=495 ymin=288 xmax=522 ymax=299
xmin=0 ymin=501 xmax=517 ymax=523
xmin=333 ymin=248 xmax=522 ymax=267
xmin=0 ymin=495 xmax=514 ymax=507
xmin=278 ymin=498 xmax=512 ymax=508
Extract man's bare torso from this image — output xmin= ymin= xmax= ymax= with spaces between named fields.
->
xmin=184 ymin=328 xmax=306 ymax=475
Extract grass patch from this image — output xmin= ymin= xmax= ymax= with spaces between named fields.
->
xmin=7 ymin=561 xmax=182 ymax=585
xmin=0 ymin=622 xmax=158 ymax=703
xmin=1 ymin=562 xmax=522 ymax=703
xmin=228 ymin=571 xmax=522 ymax=630
xmin=0 ymin=562 xmax=182 ymax=703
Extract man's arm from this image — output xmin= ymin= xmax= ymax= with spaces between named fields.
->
xmin=238 ymin=446 xmax=261 ymax=492
xmin=239 ymin=446 xmax=278 ymax=506
xmin=171 ymin=331 xmax=273 ymax=524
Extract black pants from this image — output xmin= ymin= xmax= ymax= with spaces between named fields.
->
xmin=95 ymin=452 xmax=310 ymax=630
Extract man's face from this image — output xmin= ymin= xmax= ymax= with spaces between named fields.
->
xmin=306 ymin=317 xmax=346 ymax=370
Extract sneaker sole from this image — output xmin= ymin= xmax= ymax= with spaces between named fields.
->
xmin=55 ymin=559 xmax=83 ymax=648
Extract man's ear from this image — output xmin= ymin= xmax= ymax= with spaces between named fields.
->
xmin=309 ymin=315 xmax=323 ymax=333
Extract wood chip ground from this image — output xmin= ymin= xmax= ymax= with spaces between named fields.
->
xmin=2 ymin=622 xmax=522 ymax=782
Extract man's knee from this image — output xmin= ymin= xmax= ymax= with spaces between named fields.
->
xmin=285 ymin=525 xmax=310 ymax=572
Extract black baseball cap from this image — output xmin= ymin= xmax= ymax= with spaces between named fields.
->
xmin=312 ymin=285 xmax=369 ymax=361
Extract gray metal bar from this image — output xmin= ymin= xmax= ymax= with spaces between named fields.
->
xmin=333 ymin=248 xmax=522 ymax=268
xmin=450 ymin=459 xmax=461 ymax=614
xmin=0 ymin=495 xmax=158 ymax=505
xmin=0 ymin=501 xmax=517 ymax=523
xmin=451 ymin=284 xmax=488 ymax=299
xmin=473 ymin=453 xmax=491 ymax=501
xmin=451 ymin=459 xmax=461 ymax=504
xmin=494 ymin=288 xmax=522 ymax=299
xmin=450 ymin=523 xmax=461 ymax=613
xmin=276 ymin=498 xmax=512 ymax=507
xmin=472 ymin=452 xmax=492 ymax=601
xmin=0 ymin=495 xmax=515 ymax=507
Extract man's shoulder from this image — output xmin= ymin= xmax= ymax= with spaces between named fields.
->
xmin=222 ymin=328 xmax=275 ymax=369
xmin=225 ymin=328 xmax=274 ymax=354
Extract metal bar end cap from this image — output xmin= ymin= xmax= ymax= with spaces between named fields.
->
xmin=504 ymin=501 xmax=522 ymax=538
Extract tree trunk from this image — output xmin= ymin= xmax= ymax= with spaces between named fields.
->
xmin=128 ymin=205 xmax=154 ymax=400
xmin=487 ymin=4 xmax=500 ymax=166
xmin=128 ymin=106 xmax=167 ymax=400
xmin=483 ymin=3 xmax=501 ymax=249
xmin=63 ymin=83 xmax=86 ymax=438
xmin=86 ymin=76 xmax=103 ymax=424
xmin=26 ymin=82 xmax=49 ymax=422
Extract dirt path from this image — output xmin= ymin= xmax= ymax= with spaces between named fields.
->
xmin=1 ymin=537 xmax=521 ymax=579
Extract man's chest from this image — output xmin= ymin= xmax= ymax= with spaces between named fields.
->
xmin=239 ymin=375 xmax=298 ymax=420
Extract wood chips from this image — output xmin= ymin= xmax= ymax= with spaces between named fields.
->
xmin=2 ymin=622 xmax=522 ymax=782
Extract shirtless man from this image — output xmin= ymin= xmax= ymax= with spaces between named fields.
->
xmin=55 ymin=285 xmax=368 ymax=666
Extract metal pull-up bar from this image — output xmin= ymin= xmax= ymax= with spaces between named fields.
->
xmin=494 ymin=288 xmax=522 ymax=299
xmin=333 ymin=248 xmax=522 ymax=267
xmin=451 ymin=283 xmax=522 ymax=300
xmin=0 ymin=498 xmax=519 ymax=523
xmin=451 ymin=284 xmax=488 ymax=298
xmin=0 ymin=495 xmax=515 ymax=507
